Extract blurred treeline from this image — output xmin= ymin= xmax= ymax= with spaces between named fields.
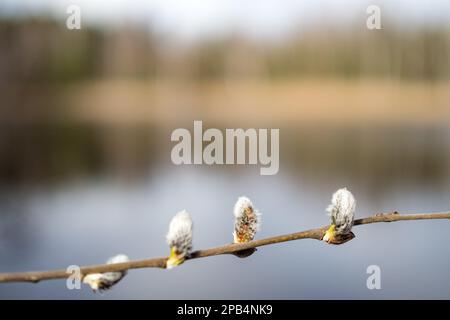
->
xmin=1 ymin=17 xmax=449 ymax=84
xmin=0 ymin=17 xmax=449 ymax=185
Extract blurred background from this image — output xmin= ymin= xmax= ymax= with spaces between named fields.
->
xmin=0 ymin=0 xmax=450 ymax=299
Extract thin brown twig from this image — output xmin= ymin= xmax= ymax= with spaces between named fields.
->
xmin=0 ymin=211 xmax=449 ymax=284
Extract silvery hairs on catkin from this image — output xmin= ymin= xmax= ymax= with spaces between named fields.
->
xmin=83 ymin=254 xmax=130 ymax=291
xmin=326 ymin=187 xmax=356 ymax=234
xmin=166 ymin=210 xmax=193 ymax=257
xmin=101 ymin=254 xmax=130 ymax=283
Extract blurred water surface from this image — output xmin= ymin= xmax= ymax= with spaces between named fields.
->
xmin=0 ymin=125 xmax=449 ymax=299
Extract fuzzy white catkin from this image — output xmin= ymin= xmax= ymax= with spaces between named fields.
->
xmin=83 ymin=254 xmax=130 ymax=291
xmin=233 ymin=196 xmax=261 ymax=243
xmin=326 ymin=187 xmax=356 ymax=234
xmin=166 ymin=210 xmax=193 ymax=257
xmin=102 ymin=254 xmax=130 ymax=282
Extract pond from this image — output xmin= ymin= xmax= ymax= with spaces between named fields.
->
xmin=0 ymin=124 xmax=449 ymax=299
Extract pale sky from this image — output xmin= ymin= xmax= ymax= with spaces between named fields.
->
xmin=1 ymin=0 xmax=449 ymax=41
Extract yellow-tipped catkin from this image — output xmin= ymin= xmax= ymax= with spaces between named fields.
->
xmin=166 ymin=210 xmax=193 ymax=269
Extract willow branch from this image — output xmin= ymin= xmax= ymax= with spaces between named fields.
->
xmin=0 ymin=211 xmax=449 ymax=284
